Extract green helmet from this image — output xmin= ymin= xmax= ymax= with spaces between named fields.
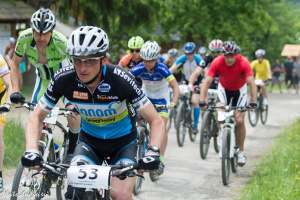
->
xmin=128 ymin=36 xmax=144 ymax=49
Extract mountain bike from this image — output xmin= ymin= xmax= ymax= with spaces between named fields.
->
xmin=10 ymin=102 xmax=74 ymax=200
xmin=175 ymin=84 xmax=197 ymax=147
xmin=248 ymin=80 xmax=269 ymax=126
xmin=199 ymin=89 xmax=219 ymax=160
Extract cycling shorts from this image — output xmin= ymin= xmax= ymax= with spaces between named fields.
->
xmin=217 ymin=83 xmax=247 ymax=108
xmin=31 ymin=74 xmax=50 ymax=104
xmin=71 ymin=131 xmax=137 ymax=166
xmin=0 ymin=90 xmax=6 ymax=125
xmin=148 ymin=97 xmax=169 ymax=118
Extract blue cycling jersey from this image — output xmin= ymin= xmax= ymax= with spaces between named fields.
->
xmin=175 ymin=54 xmax=204 ymax=80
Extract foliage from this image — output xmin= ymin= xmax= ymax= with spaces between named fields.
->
xmin=240 ymin=119 xmax=300 ymax=200
xmin=52 ymin=0 xmax=300 ymax=61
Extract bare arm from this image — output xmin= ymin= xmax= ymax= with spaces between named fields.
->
xmin=139 ymin=103 xmax=164 ymax=149
xmin=169 ymin=79 xmax=179 ymax=104
xmin=199 ymin=76 xmax=213 ymax=102
xmin=10 ymin=54 xmax=22 ymax=92
xmin=25 ymin=105 xmax=49 ymax=151
xmin=2 ymin=73 xmax=12 ymax=104
xmin=189 ymin=67 xmax=202 ymax=85
xmin=247 ymin=76 xmax=257 ymax=103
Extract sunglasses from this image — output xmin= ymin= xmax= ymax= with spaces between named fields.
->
xmin=72 ymin=56 xmax=102 ymax=65
xmin=130 ymin=49 xmax=140 ymax=53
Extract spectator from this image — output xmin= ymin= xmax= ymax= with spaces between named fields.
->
xmin=292 ymin=58 xmax=300 ymax=94
xmin=270 ymin=59 xmax=283 ymax=93
xmin=283 ymin=56 xmax=294 ymax=89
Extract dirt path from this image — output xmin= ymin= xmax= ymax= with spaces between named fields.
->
xmin=0 ymin=93 xmax=299 ymax=200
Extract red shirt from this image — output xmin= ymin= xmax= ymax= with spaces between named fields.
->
xmin=208 ymin=54 xmax=253 ymax=90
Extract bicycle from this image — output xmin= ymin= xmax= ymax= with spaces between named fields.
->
xmin=248 ymin=80 xmax=269 ymax=127
xmin=199 ymin=89 xmax=219 ymax=160
xmin=10 ymin=102 xmax=75 ymax=200
xmin=166 ymin=91 xmax=177 ymax=133
xmin=214 ymin=104 xmax=249 ymax=185
xmin=175 ymin=83 xmax=199 ymax=147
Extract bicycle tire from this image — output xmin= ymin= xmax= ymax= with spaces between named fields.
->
xmin=211 ymin=115 xmax=219 ymax=154
xmin=221 ymin=128 xmax=231 ymax=186
xmin=247 ymin=109 xmax=259 ymax=127
xmin=166 ymin=108 xmax=174 ymax=133
xmin=260 ymin=105 xmax=268 ymax=125
xmin=199 ymin=111 xmax=211 ymax=159
xmin=175 ymin=101 xmax=186 ymax=147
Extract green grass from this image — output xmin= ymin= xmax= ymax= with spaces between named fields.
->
xmin=240 ymin=120 xmax=300 ymax=200
xmin=3 ymin=120 xmax=25 ymax=168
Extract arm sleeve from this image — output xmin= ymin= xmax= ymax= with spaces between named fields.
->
xmin=159 ymin=64 xmax=175 ymax=83
xmin=39 ymin=77 xmax=63 ymax=111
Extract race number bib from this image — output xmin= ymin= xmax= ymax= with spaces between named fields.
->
xmin=67 ymin=165 xmax=112 ymax=190
xmin=43 ymin=107 xmax=59 ymax=124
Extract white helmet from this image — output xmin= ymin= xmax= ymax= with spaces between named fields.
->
xmin=255 ymin=49 xmax=265 ymax=58
xmin=67 ymin=26 xmax=109 ymax=57
xmin=140 ymin=41 xmax=161 ymax=61
xmin=209 ymin=39 xmax=223 ymax=52
xmin=198 ymin=46 xmax=207 ymax=55
xmin=31 ymin=8 xmax=56 ymax=33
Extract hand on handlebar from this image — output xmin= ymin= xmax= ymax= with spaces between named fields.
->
xmin=0 ymin=103 xmax=11 ymax=113
xmin=199 ymin=100 xmax=207 ymax=108
xmin=249 ymin=102 xmax=257 ymax=109
xmin=138 ymin=149 xmax=161 ymax=171
xmin=21 ymin=150 xmax=43 ymax=168
xmin=10 ymin=92 xmax=25 ymax=104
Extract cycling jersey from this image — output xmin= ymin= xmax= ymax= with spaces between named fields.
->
xmin=208 ymin=54 xmax=253 ymax=91
xmin=130 ymin=62 xmax=175 ymax=107
xmin=174 ymin=54 xmax=204 ymax=81
xmin=118 ymin=54 xmax=143 ymax=69
xmin=40 ymin=64 xmax=150 ymax=139
xmin=0 ymin=55 xmax=9 ymax=125
xmin=15 ymin=28 xmax=69 ymax=103
xmin=250 ymin=59 xmax=271 ymax=81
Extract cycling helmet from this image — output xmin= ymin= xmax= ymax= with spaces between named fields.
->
xmin=183 ymin=42 xmax=196 ymax=54
xmin=67 ymin=26 xmax=109 ymax=57
xmin=168 ymin=48 xmax=178 ymax=57
xmin=31 ymin=8 xmax=56 ymax=33
xmin=140 ymin=41 xmax=161 ymax=61
xmin=198 ymin=46 xmax=207 ymax=55
xmin=128 ymin=36 xmax=144 ymax=49
xmin=208 ymin=39 xmax=223 ymax=52
xmin=222 ymin=41 xmax=239 ymax=55
xmin=255 ymin=49 xmax=265 ymax=58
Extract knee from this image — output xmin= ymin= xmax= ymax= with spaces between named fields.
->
xmin=111 ymin=185 xmax=132 ymax=200
xmin=235 ymin=116 xmax=244 ymax=125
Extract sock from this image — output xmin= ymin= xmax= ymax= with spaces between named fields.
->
xmin=67 ymin=130 xmax=79 ymax=154
xmin=193 ymin=107 xmax=200 ymax=129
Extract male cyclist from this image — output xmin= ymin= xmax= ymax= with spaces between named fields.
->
xmin=118 ymin=36 xmax=144 ymax=70
xmin=20 ymin=26 xmax=164 ymax=200
xmin=199 ymin=41 xmax=257 ymax=166
xmin=164 ymin=48 xmax=181 ymax=82
xmin=130 ymin=41 xmax=180 ymax=178
xmin=0 ymin=55 xmax=12 ymax=192
xmin=170 ymin=42 xmax=205 ymax=134
xmin=251 ymin=49 xmax=272 ymax=106
xmin=9 ymin=8 xmax=80 ymax=157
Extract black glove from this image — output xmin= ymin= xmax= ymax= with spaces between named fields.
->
xmin=199 ymin=100 xmax=207 ymax=108
xmin=10 ymin=92 xmax=25 ymax=104
xmin=249 ymin=102 xmax=257 ymax=109
xmin=0 ymin=103 xmax=10 ymax=113
xmin=138 ymin=149 xmax=160 ymax=171
xmin=21 ymin=151 xmax=43 ymax=167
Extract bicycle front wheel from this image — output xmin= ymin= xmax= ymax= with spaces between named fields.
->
xmin=221 ymin=128 xmax=231 ymax=186
xmin=260 ymin=104 xmax=268 ymax=125
xmin=199 ymin=111 xmax=212 ymax=159
xmin=247 ymin=108 xmax=259 ymax=127
xmin=175 ymin=101 xmax=186 ymax=147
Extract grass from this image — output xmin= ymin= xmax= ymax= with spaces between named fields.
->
xmin=240 ymin=120 xmax=300 ymax=200
xmin=3 ymin=120 xmax=25 ymax=168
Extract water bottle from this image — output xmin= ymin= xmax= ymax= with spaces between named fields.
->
xmin=54 ymin=143 xmax=60 ymax=162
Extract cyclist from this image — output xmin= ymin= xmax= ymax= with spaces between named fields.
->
xmin=199 ymin=41 xmax=257 ymax=166
xmin=118 ymin=36 xmax=144 ymax=70
xmin=164 ymin=48 xmax=181 ymax=82
xmin=130 ymin=41 xmax=180 ymax=178
xmin=170 ymin=42 xmax=205 ymax=134
xmin=0 ymin=55 xmax=12 ymax=192
xmin=251 ymin=49 xmax=272 ymax=106
xmin=9 ymin=8 xmax=80 ymax=158
xmin=20 ymin=26 xmax=164 ymax=200
xmin=198 ymin=46 xmax=207 ymax=61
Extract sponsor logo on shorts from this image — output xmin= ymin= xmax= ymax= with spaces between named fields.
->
xmin=73 ymin=91 xmax=88 ymax=100
xmin=97 ymin=83 xmax=111 ymax=93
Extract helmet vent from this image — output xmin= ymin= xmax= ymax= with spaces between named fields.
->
xmin=79 ymin=34 xmax=85 ymax=45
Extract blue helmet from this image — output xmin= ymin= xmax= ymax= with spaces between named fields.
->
xmin=183 ymin=42 xmax=196 ymax=54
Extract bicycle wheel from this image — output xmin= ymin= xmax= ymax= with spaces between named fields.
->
xmin=231 ymin=147 xmax=238 ymax=173
xmin=199 ymin=111 xmax=211 ymax=159
xmin=247 ymin=108 xmax=259 ymax=127
xmin=166 ymin=107 xmax=175 ymax=133
xmin=260 ymin=104 xmax=268 ymax=125
xmin=175 ymin=101 xmax=186 ymax=147
xmin=11 ymin=144 xmax=46 ymax=200
xmin=221 ymin=128 xmax=231 ymax=186
xmin=211 ymin=115 xmax=219 ymax=154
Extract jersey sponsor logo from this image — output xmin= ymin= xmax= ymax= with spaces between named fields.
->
xmin=97 ymin=95 xmax=119 ymax=100
xmin=79 ymin=102 xmax=118 ymax=118
xmin=54 ymin=66 xmax=74 ymax=77
xmin=73 ymin=91 xmax=88 ymax=100
xmin=113 ymin=68 xmax=142 ymax=95
xmin=97 ymin=83 xmax=111 ymax=93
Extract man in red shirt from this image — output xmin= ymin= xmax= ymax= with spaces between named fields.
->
xmin=199 ymin=41 xmax=257 ymax=166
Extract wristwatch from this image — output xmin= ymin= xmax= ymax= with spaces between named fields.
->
xmin=148 ymin=145 xmax=160 ymax=153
